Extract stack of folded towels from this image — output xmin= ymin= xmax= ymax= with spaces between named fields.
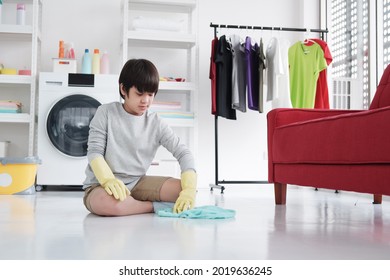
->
xmin=0 ymin=101 xmax=22 ymax=113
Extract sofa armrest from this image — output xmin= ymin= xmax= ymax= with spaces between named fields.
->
xmin=267 ymin=108 xmax=363 ymax=182
xmin=273 ymin=106 xmax=390 ymax=164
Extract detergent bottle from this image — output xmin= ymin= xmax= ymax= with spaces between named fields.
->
xmin=92 ymin=49 xmax=100 ymax=74
xmin=81 ymin=49 xmax=92 ymax=74
xmin=100 ymin=50 xmax=110 ymax=74
xmin=66 ymin=42 xmax=76 ymax=59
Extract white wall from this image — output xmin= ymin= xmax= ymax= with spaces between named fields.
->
xmin=38 ymin=0 xmax=320 ymax=189
xmin=40 ymin=0 xmax=123 ymax=73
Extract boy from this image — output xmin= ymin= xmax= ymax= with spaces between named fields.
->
xmin=82 ymin=59 xmax=197 ymax=216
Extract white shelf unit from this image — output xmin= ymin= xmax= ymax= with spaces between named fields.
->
xmin=122 ymin=0 xmax=198 ymax=177
xmin=0 ymin=0 xmax=42 ymax=157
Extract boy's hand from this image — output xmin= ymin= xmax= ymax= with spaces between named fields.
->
xmin=174 ymin=170 xmax=197 ymax=213
xmin=90 ymin=157 xmax=130 ymax=201
xmin=102 ymin=178 xmax=130 ymax=201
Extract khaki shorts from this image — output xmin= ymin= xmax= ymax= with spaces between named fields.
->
xmin=83 ymin=175 xmax=170 ymax=213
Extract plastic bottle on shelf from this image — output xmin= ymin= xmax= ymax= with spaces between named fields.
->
xmin=81 ymin=49 xmax=92 ymax=74
xmin=92 ymin=49 xmax=100 ymax=74
xmin=100 ymin=50 xmax=110 ymax=74
xmin=66 ymin=42 xmax=76 ymax=59
xmin=16 ymin=3 xmax=26 ymax=25
xmin=58 ymin=40 xmax=65 ymax=58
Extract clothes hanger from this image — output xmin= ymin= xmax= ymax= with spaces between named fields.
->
xmin=302 ymin=28 xmax=318 ymax=47
xmin=304 ymin=38 xmax=317 ymax=45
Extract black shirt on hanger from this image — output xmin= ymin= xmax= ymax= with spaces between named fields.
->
xmin=214 ymin=35 xmax=237 ymax=120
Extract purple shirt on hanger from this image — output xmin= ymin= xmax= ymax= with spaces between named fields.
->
xmin=245 ymin=36 xmax=260 ymax=111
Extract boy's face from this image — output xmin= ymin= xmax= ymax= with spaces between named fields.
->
xmin=121 ymin=85 xmax=155 ymax=116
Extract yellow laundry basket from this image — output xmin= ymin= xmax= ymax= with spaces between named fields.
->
xmin=0 ymin=157 xmax=41 ymax=195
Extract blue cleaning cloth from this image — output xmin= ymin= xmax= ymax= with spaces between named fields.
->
xmin=157 ymin=205 xmax=236 ymax=219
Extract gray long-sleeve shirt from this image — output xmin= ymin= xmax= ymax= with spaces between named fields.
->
xmin=83 ymin=102 xmax=195 ymax=188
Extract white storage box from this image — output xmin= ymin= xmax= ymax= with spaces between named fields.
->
xmin=52 ymin=58 xmax=77 ymax=73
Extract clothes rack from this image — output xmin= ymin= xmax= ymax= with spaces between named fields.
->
xmin=209 ymin=22 xmax=328 ymax=193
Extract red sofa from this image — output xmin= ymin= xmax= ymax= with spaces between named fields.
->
xmin=267 ymin=65 xmax=390 ymax=205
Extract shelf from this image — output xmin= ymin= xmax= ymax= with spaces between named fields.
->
xmin=0 ymin=24 xmax=33 ymax=39
xmin=123 ymin=0 xmax=198 ymax=176
xmin=162 ymin=117 xmax=194 ymax=127
xmin=127 ymin=30 xmax=196 ymax=48
xmin=129 ymin=0 xmax=196 ymax=13
xmin=0 ymin=113 xmax=30 ymax=123
xmin=156 ymin=111 xmax=194 ymax=127
xmin=4 ymin=0 xmax=35 ymax=3
xmin=0 ymin=75 xmax=33 ymax=85
xmin=0 ymin=0 xmax=41 ymax=157
xmin=151 ymin=158 xmax=178 ymax=164
xmin=159 ymin=81 xmax=195 ymax=91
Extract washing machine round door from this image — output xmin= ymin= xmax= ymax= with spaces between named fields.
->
xmin=46 ymin=94 xmax=101 ymax=157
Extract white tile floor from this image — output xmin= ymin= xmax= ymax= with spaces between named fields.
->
xmin=1 ymin=184 xmax=390 ymax=260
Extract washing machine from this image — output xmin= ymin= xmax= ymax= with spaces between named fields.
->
xmin=36 ymin=72 xmax=119 ymax=189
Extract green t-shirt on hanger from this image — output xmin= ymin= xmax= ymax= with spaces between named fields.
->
xmin=288 ymin=42 xmax=327 ymax=108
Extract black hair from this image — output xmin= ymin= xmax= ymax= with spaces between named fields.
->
xmin=118 ymin=59 xmax=159 ymax=99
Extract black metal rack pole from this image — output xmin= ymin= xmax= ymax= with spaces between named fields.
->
xmin=209 ymin=23 xmax=328 ymax=35
xmin=209 ymin=22 xmax=328 ymax=193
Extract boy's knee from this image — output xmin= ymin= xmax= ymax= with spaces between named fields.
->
xmin=88 ymin=189 xmax=125 ymax=216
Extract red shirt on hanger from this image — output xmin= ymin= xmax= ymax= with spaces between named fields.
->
xmin=209 ymin=37 xmax=218 ymax=115
xmin=305 ymin=38 xmax=333 ymax=109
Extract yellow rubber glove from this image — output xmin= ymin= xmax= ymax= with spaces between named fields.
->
xmin=173 ymin=170 xmax=197 ymax=213
xmin=90 ymin=157 xmax=130 ymax=201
